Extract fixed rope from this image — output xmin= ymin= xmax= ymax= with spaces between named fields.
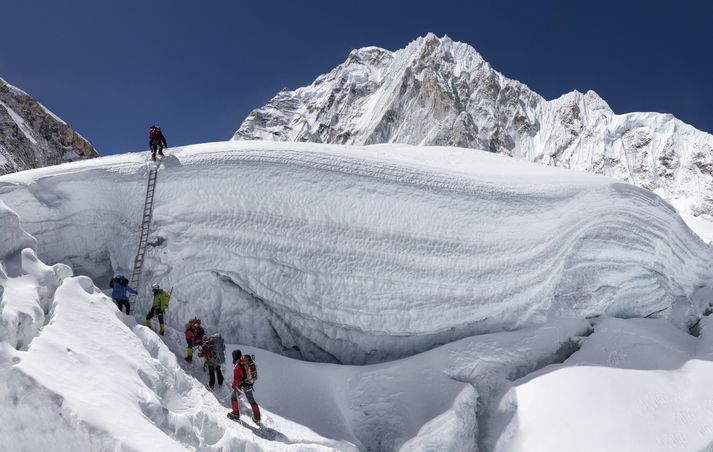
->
xmin=129 ymin=164 xmax=158 ymax=310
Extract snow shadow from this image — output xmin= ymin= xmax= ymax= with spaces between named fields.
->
xmin=483 ymin=312 xmax=713 ymax=451
xmin=159 ymin=153 xmax=182 ymax=169
xmin=236 ymin=420 xmax=289 ymax=443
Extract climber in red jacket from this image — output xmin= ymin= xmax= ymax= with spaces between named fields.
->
xmin=149 ymin=125 xmax=167 ymax=161
xmin=227 ymin=349 xmax=261 ymax=425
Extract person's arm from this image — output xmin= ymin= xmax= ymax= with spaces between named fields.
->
xmin=128 ymin=286 xmax=137 ymax=295
xmin=232 ymin=364 xmax=242 ymax=389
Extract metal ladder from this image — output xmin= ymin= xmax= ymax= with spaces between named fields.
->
xmin=129 ymin=164 xmax=159 ymax=309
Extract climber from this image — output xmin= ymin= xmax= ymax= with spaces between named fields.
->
xmin=145 ymin=282 xmax=170 ymax=335
xmin=109 ymin=274 xmax=137 ymax=315
xmin=201 ymin=334 xmax=226 ymax=390
xmin=149 ymin=125 xmax=167 ymax=161
xmin=184 ymin=317 xmax=205 ymax=363
xmin=227 ymin=349 xmax=261 ymax=425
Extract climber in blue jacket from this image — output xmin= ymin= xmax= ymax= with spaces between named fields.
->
xmin=109 ymin=274 xmax=137 ymax=315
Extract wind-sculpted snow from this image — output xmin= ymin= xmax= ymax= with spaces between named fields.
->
xmin=0 ymin=141 xmax=710 ymax=366
xmin=234 ymin=34 xmax=713 ymax=240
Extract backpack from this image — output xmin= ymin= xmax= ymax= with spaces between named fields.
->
xmin=211 ymin=335 xmax=226 ymax=364
xmin=110 ymin=276 xmax=128 ymax=288
xmin=240 ymin=355 xmax=258 ymax=384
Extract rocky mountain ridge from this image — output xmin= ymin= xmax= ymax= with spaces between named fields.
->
xmin=0 ymin=78 xmax=97 ymax=175
xmin=234 ymin=33 xmax=713 ymax=221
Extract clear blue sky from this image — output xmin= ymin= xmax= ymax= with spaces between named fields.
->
xmin=1 ymin=0 xmax=711 ymax=155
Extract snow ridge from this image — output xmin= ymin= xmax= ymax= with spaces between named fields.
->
xmin=233 ymin=34 xmax=713 ymax=229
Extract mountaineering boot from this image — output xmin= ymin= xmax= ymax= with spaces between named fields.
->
xmin=227 ymin=411 xmax=240 ymax=421
xmin=158 ymin=151 xmax=165 ymax=157
xmin=159 ymin=323 xmax=165 ymax=336
xmin=146 ymin=319 xmax=153 ymax=329
xmin=251 ymin=404 xmax=261 ymax=425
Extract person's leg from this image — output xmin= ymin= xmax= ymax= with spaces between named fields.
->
xmin=145 ymin=307 xmax=155 ymax=328
xmin=229 ymin=389 xmax=241 ymax=417
xmin=216 ymin=367 xmax=224 ymax=386
xmin=208 ymin=366 xmax=216 ymax=388
xmin=244 ymin=388 xmax=261 ymax=422
xmin=118 ymin=299 xmax=129 ymax=315
xmin=158 ymin=309 xmax=165 ymax=335
xmin=185 ymin=340 xmax=193 ymax=362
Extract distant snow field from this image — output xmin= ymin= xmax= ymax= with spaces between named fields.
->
xmin=1 ymin=141 xmax=712 ymax=451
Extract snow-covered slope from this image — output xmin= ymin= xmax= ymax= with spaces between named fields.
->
xmin=233 ymin=34 xmax=713 ymax=240
xmin=493 ymin=316 xmax=713 ymax=452
xmin=1 ymin=141 xmax=710 ymax=367
xmin=0 ymin=77 xmax=97 ymax=175
xmin=0 ymin=201 xmax=354 ymax=451
xmin=3 ymin=141 xmax=713 ymax=450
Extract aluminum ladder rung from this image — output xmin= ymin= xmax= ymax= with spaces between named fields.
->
xmin=129 ymin=165 xmax=160 ymax=307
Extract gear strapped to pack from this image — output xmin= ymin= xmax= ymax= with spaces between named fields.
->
xmin=240 ymin=355 xmax=258 ymax=385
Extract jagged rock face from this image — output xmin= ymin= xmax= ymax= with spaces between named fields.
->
xmin=234 ymin=33 xmax=713 ymax=219
xmin=0 ymin=78 xmax=98 ymax=175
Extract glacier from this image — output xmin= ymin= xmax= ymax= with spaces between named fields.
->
xmin=0 ymin=200 xmax=354 ymax=451
xmin=1 ymin=141 xmax=710 ymax=366
xmin=2 ymin=141 xmax=713 ymax=450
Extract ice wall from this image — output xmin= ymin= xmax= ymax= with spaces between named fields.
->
xmin=1 ymin=142 xmax=711 ymax=364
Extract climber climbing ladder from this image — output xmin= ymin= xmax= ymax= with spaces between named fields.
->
xmin=129 ymin=164 xmax=159 ymax=308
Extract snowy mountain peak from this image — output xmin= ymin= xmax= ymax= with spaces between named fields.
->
xmin=0 ymin=77 xmax=98 ymax=175
xmin=233 ymin=34 xmax=713 ymax=230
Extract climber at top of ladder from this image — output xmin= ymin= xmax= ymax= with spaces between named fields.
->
xmin=149 ymin=125 xmax=168 ymax=161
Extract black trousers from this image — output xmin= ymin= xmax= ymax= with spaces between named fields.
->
xmin=150 ymin=140 xmax=165 ymax=160
xmin=232 ymin=386 xmax=258 ymax=406
xmin=114 ymin=298 xmax=130 ymax=315
xmin=146 ymin=307 xmax=164 ymax=323
xmin=150 ymin=139 xmax=164 ymax=152
xmin=208 ymin=365 xmax=224 ymax=388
